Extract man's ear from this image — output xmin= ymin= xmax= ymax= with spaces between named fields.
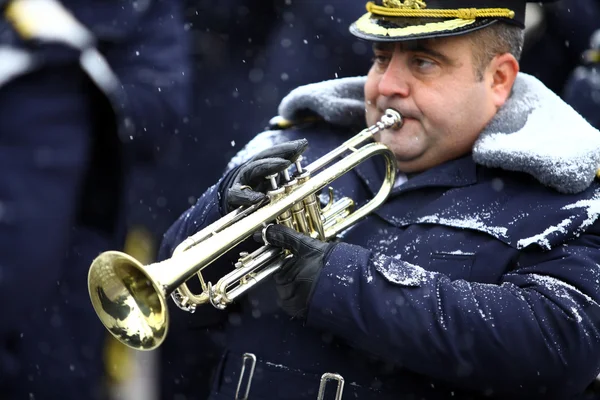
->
xmin=487 ymin=53 xmax=519 ymax=108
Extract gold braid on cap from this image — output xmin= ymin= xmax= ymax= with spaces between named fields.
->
xmin=366 ymin=1 xmax=515 ymax=20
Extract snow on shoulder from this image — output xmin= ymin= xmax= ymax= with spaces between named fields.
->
xmin=474 ymin=73 xmax=600 ymax=194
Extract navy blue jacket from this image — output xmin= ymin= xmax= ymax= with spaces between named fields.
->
xmin=0 ymin=1 xmax=189 ymax=398
xmin=160 ymin=126 xmax=600 ymax=400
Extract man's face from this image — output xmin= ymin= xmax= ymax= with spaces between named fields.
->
xmin=364 ymin=35 xmax=498 ymax=173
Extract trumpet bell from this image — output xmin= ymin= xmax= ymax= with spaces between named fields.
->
xmin=87 ymin=251 xmax=169 ymax=350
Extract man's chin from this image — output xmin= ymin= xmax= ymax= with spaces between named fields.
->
xmin=394 ymin=151 xmax=430 ymax=173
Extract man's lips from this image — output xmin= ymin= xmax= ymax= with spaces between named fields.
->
xmin=379 ymin=115 xmax=417 ymax=132
xmin=378 ymin=109 xmax=417 ymax=122
xmin=389 ymin=114 xmax=417 ymax=126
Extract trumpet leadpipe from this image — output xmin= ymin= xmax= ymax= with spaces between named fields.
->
xmin=306 ymin=108 xmax=402 ymax=174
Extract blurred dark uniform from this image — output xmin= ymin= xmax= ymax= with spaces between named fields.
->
xmin=520 ymin=0 xmax=600 ymax=95
xmin=0 ymin=0 xmax=189 ymax=399
xmin=564 ymin=29 xmax=600 ymax=130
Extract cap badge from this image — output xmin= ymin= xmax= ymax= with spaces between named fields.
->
xmin=383 ymin=0 xmax=427 ymax=9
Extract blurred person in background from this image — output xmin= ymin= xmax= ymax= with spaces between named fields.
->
xmin=0 ymin=0 xmax=189 ymax=399
xmin=520 ymin=0 xmax=600 ymax=95
xmin=564 ymin=29 xmax=600 ymax=130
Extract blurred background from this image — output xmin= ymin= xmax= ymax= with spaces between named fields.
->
xmin=0 ymin=0 xmax=598 ymax=399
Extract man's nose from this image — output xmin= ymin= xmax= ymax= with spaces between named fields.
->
xmin=378 ymin=56 xmax=410 ymax=98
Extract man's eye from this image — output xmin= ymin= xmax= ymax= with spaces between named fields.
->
xmin=413 ymin=58 xmax=436 ymax=70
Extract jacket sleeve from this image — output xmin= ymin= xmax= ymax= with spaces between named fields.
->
xmin=101 ymin=0 xmax=190 ymax=162
xmin=159 ymin=128 xmax=295 ymax=258
xmin=158 ymin=129 xmax=296 ymax=324
xmin=158 ymin=169 xmax=255 ymax=326
xmin=157 ymin=181 xmax=233 ymax=326
xmin=307 ymin=224 xmax=600 ymax=398
xmin=158 ymin=182 xmax=223 ymax=261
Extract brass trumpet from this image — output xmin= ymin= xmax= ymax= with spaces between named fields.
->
xmin=87 ymin=109 xmax=403 ymax=351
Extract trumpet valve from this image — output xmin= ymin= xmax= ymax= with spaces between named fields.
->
xmin=266 ymin=174 xmax=279 ymax=190
xmin=282 ymin=168 xmax=291 ymax=182
xmin=294 ymin=155 xmax=305 ymax=175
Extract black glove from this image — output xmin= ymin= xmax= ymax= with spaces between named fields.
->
xmin=257 ymin=224 xmax=337 ymax=319
xmin=220 ymin=139 xmax=309 ymax=213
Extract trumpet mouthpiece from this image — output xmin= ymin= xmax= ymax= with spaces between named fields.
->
xmin=382 ymin=109 xmax=403 ymax=130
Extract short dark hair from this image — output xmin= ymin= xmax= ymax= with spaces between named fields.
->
xmin=468 ymin=22 xmax=525 ymax=80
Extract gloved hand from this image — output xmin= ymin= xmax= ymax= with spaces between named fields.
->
xmin=257 ymin=224 xmax=338 ymax=319
xmin=220 ymin=139 xmax=309 ymax=213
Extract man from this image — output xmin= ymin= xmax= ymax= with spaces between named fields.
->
xmin=160 ymin=0 xmax=600 ymax=398
xmin=0 ymin=0 xmax=189 ymax=399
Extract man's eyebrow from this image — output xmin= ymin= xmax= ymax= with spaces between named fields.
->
xmin=373 ymin=42 xmax=455 ymax=65
xmin=372 ymin=42 xmax=394 ymax=52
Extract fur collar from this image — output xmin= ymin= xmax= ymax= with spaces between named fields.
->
xmin=278 ymin=73 xmax=600 ymax=193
